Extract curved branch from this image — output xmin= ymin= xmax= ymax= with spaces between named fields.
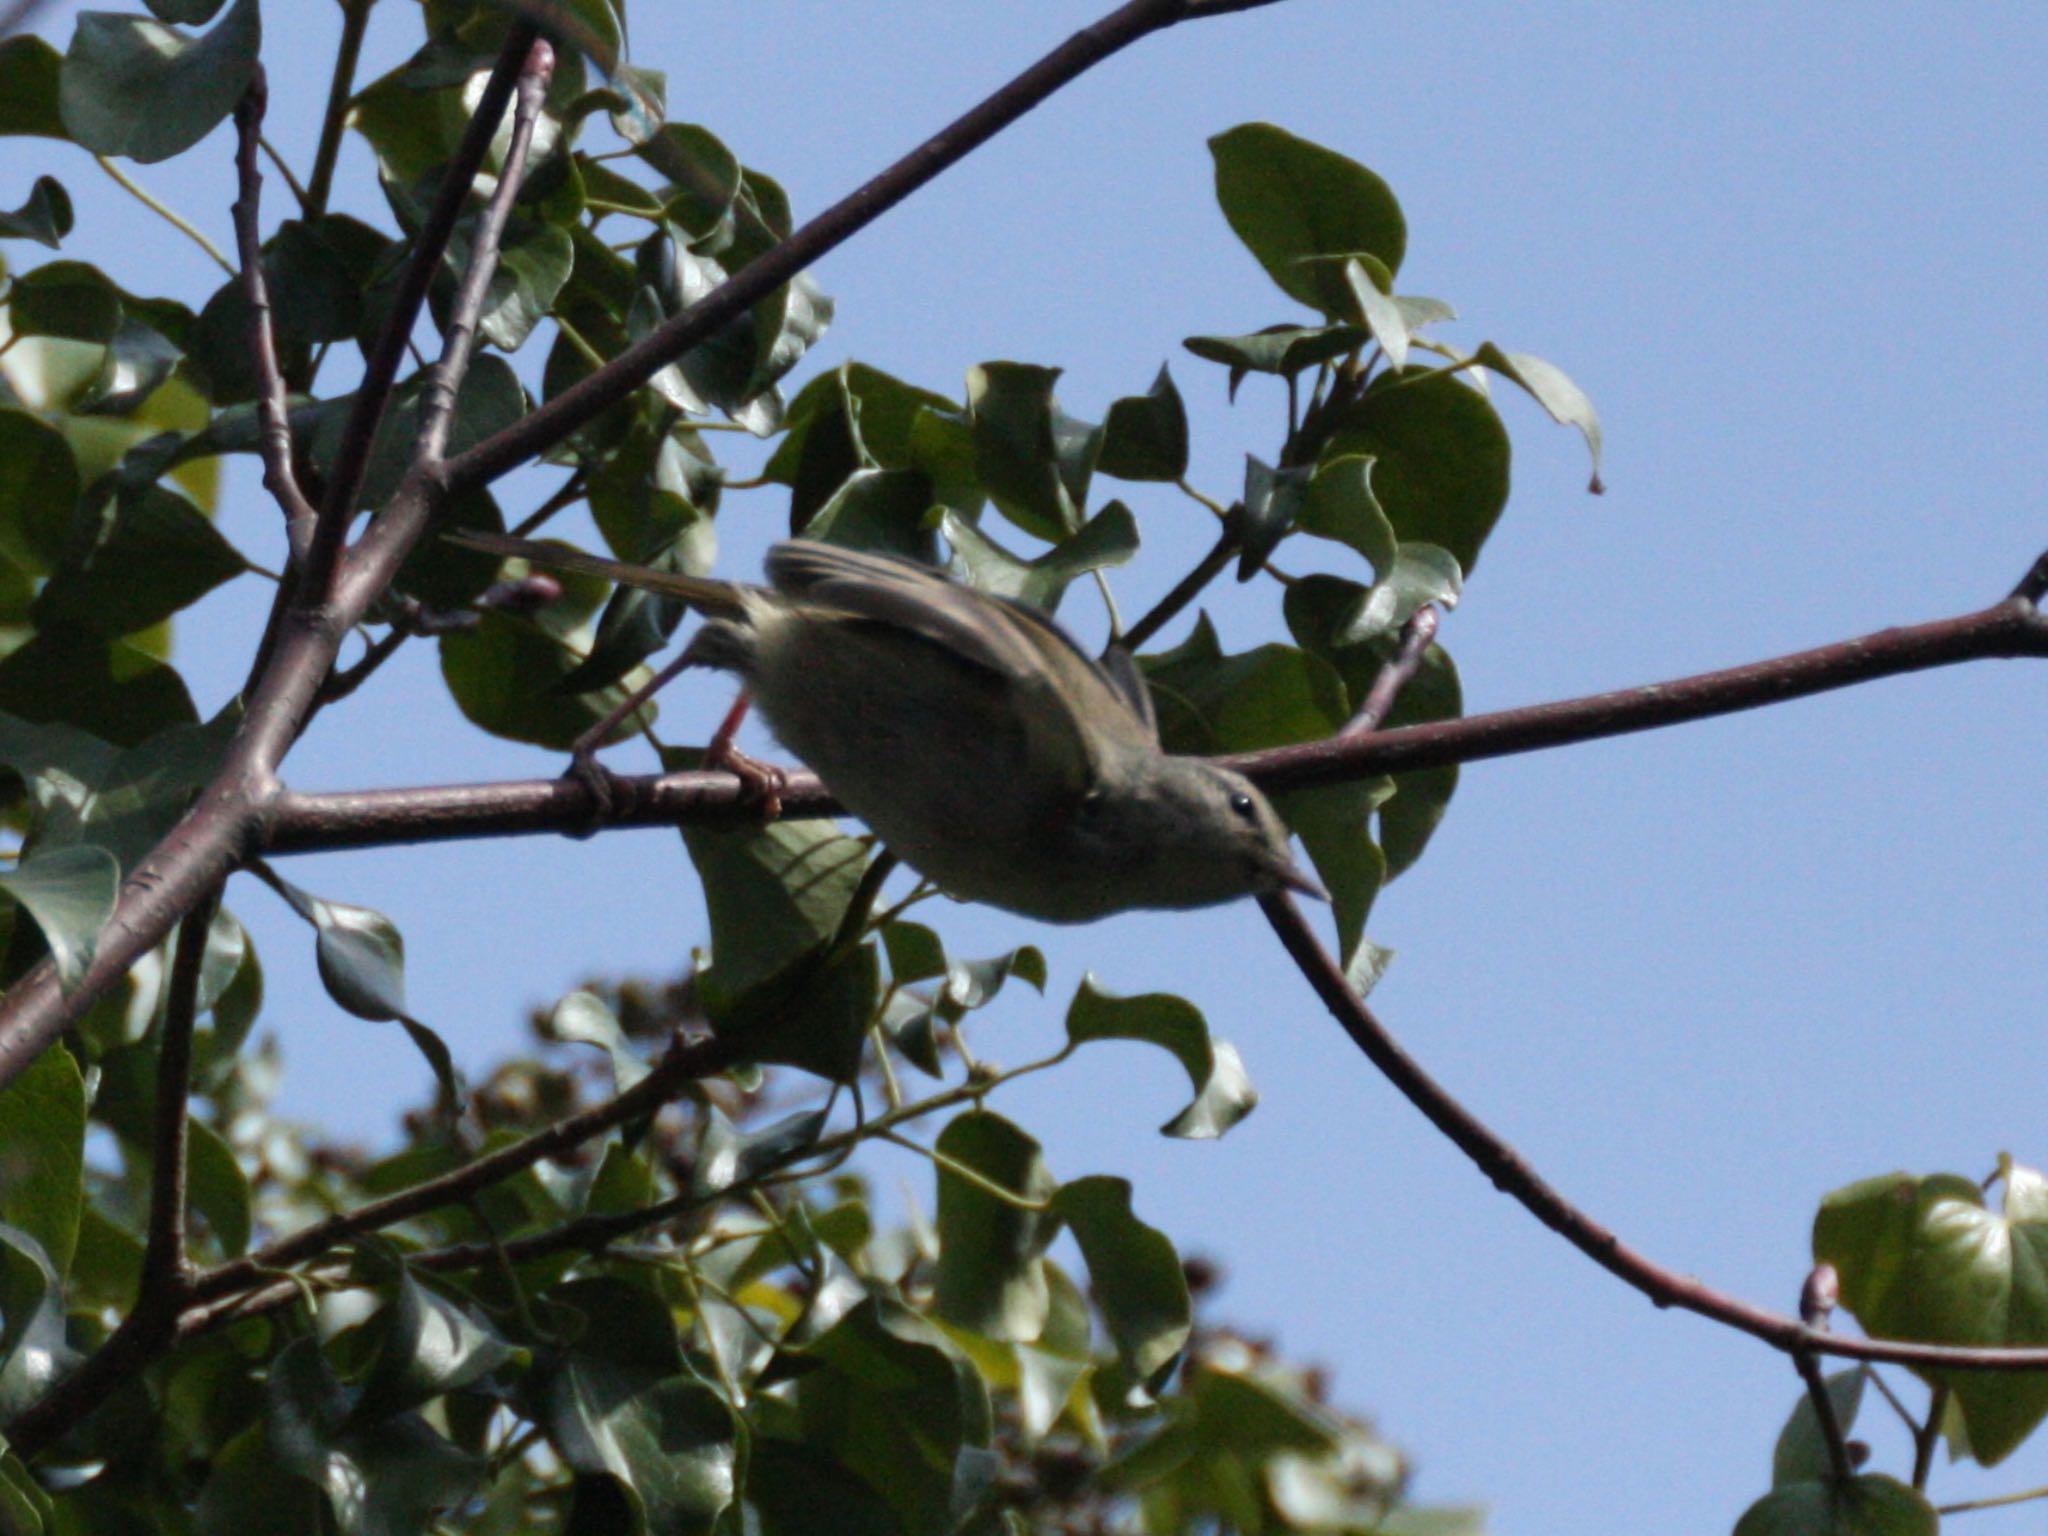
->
xmin=1258 ymin=890 xmax=2048 ymax=1374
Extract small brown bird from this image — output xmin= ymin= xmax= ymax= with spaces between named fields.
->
xmin=449 ymin=530 xmax=1326 ymax=922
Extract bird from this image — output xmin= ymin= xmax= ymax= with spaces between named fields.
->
xmin=446 ymin=529 xmax=1327 ymax=923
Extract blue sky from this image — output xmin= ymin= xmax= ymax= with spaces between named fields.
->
xmin=16 ymin=3 xmax=2048 ymax=1531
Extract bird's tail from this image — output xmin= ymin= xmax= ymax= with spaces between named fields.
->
xmin=443 ymin=529 xmax=747 ymax=615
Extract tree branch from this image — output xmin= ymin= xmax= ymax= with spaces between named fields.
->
xmin=231 ymin=69 xmax=320 ymax=568
xmin=297 ymin=20 xmax=541 ymax=602
xmin=187 ymin=1027 xmax=748 ymax=1307
xmin=413 ymin=37 xmax=554 ymax=466
xmin=3 ymin=893 xmax=219 ymax=1460
xmin=304 ymin=0 xmax=372 ymax=218
xmin=259 ymin=580 xmax=2048 ymax=857
xmin=0 ymin=0 xmax=1291 ymax=1094
xmin=1258 ymin=889 xmax=2048 ymax=1375
xmin=1341 ymin=605 xmax=1439 ymax=737
xmin=440 ymin=0 xmax=1239 ymax=494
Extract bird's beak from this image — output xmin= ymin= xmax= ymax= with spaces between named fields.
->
xmin=1277 ymin=859 xmax=1329 ymax=903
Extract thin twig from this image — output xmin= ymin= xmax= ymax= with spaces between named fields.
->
xmin=187 ymin=1027 xmax=749 ymax=1307
xmin=304 ymin=0 xmax=372 ymax=218
xmin=143 ymin=891 xmax=221 ymax=1296
xmin=232 ymin=70 xmax=320 ymax=568
xmin=1122 ymin=518 xmax=1240 ymax=652
xmin=1257 ymin=889 xmax=2048 ymax=1375
xmin=316 ymin=626 xmax=409 ymax=707
xmin=1792 ymin=1348 xmax=1854 ymax=1482
xmin=1913 ymin=1383 xmax=1949 ymax=1489
xmin=1340 ymin=605 xmax=1439 ymax=737
xmin=297 ymin=20 xmax=542 ymax=604
xmin=94 ymin=155 xmax=235 ymax=276
xmin=414 ymin=37 xmax=554 ymax=466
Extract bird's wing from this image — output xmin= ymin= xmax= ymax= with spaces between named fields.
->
xmin=763 ymin=541 xmax=1156 ymax=786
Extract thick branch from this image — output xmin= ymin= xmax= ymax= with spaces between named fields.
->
xmin=1241 ymin=594 xmax=2048 ymax=793
xmin=441 ymin=0 xmax=1226 ymax=493
xmin=261 ymin=587 xmax=2048 ymax=856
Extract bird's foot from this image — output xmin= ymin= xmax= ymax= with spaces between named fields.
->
xmin=706 ymin=740 xmax=786 ymax=820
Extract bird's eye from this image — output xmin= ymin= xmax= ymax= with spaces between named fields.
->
xmin=1227 ymin=791 xmax=1258 ymax=821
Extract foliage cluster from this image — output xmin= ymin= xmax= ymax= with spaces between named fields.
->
xmin=0 ymin=4 xmax=2043 ymax=1535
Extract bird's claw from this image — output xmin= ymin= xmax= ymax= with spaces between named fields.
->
xmin=562 ymin=749 xmax=639 ymax=836
xmin=707 ymin=742 xmax=786 ymax=820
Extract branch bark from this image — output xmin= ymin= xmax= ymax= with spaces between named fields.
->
xmin=258 ymin=582 xmax=2048 ymax=856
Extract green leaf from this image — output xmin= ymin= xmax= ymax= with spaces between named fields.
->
xmin=799 ymin=466 xmax=940 ymax=562
xmin=1323 ymin=369 xmax=1511 ymax=574
xmin=0 ymin=37 xmax=66 ymax=139
xmin=1291 ymin=254 xmax=1411 ymax=371
xmin=1183 ymin=323 xmax=1367 ymax=400
xmin=439 ymin=543 xmax=657 ymax=750
xmin=934 ymin=1111 xmax=1058 ymax=1342
xmin=268 ymin=873 xmax=463 ymax=1112
xmin=1239 ymin=455 xmax=1310 ymax=577
xmin=1471 ymin=342 xmax=1605 ymax=493
xmin=1773 ymin=1369 xmax=1867 ymax=1489
xmin=748 ymin=1440 xmax=904 ymax=1536
xmin=0 ymin=626 xmax=197 ymax=744
xmin=635 ymin=123 xmax=740 ymax=240
xmin=966 ymin=362 xmax=1096 ymax=542
xmin=266 ymin=1336 xmax=483 ymax=1536
xmin=0 ymin=1043 xmax=84 ymax=1274
xmin=1209 ymin=124 xmax=1406 ymax=313
xmin=1283 ymin=579 xmax=1463 ymax=882
xmin=0 ymin=1446 xmax=55 ymax=1536
xmin=0 ymin=705 xmax=237 ymax=872
xmin=541 ymin=1283 xmax=738 ymax=1536
xmin=800 ymin=1298 xmax=993 ymax=1536
xmin=350 ymin=1268 xmax=516 ymax=1424
xmin=0 ymin=843 xmax=118 ymax=989
xmin=940 ymin=503 xmax=1138 ymax=614
xmin=1814 ymin=1163 xmax=2048 ymax=1465
xmin=1064 ymin=977 xmax=1257 ymax=1139
xmin=467 ymin=219 xmax=574 ymax=352
xmin=193 ymin=1424 xmax=324 ymax=1536
xmin=1732 ymin=1474 xmax=1935 ymax=1536
xmin=0 ymin=1222 xmax=79 ymax=1421
xmin=549 ymin=990 xmax=649 ymax=1093
xmin=1053 ymin=1176 xmax=1189 ymax=1389
xmin=59 ymin=0 xmax=260 ymax=163
xmin=31 ymin=482 xmax=247 ymax=638
xmin=692 ymin=1103 xmax=829 ymax=1197
xmin=9 ymin=259 xmax=118 ymax=343
xmin=765 ymin=362 xmax=959 ymax=528
xmin=881 ymin=921 xmax=947 ymax=985
xmin=0 ymin=408 xmax=80 ymax=575
xmin=1297 ymin=454 xmax=1395 ymax=574
xmin=1097 ymin=365 xmax=1188 ymax=482
xmin=679 ymin=807 xmax=870 ymax=1012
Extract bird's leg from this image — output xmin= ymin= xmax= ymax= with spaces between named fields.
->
xmin=562 ymin=649 xmax=703 ymax=828
xmin=702 ymin=689 xmax=787 ymax=819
